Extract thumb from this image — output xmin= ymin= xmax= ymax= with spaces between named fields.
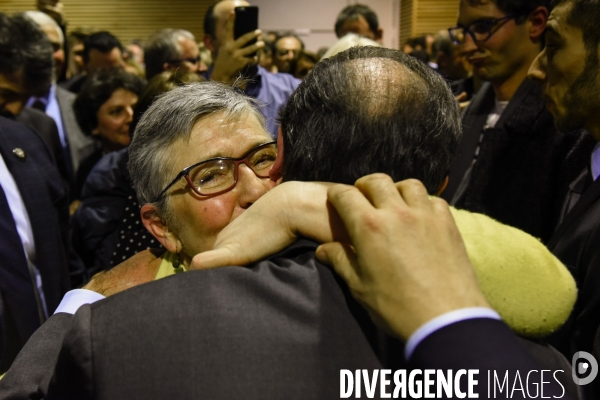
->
xmin=316 ymin=242 xmax=359 ymax=286
xmin=190 ymin=245 xmax=246 ymax=270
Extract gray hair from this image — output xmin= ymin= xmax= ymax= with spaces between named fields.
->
xmin=128 ymin=81 xmax=266 ymax=222
xmin=144 ymin=29 xmax=196 ymax=80
xmin=24 ymin=11 xmax=64 ymax=45
xmin=321 ymin=33 xmax=381 ymax=60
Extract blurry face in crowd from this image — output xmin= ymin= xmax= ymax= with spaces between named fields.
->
xmin=93 ymin=88 xmax=137 ymax=152
xmin=274 ymin=36 xmax=302 ymax=73
xmin=0 ymin=71 xmax=31 ymax=118
xmin=157 ymin=111 xmax=276 ymax=261
xmin=337 ymin=15 xmax=381 ymax=43
xmin=40 ymin=24 xmax=65 ymax=81
xmin=528 ymin=1 xmax=600 ymax=137
xmin=86 ymin=47 xmax=126 ymax=74
xmin=439 ymin=46 xmax=472 ymax=81
xmin=169 ymin=37 xmax=200 ymax=74
xmin=457 ymin=0 xmax=532 ymax=84
xmin=207 ymin=0 xmax=251 ymax=56
xmin=70 ymin=40 xmax=85 ymax=75
xmin=126 ymin=43 xmax=144 ymax=64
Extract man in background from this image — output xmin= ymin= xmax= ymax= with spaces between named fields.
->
xmin=442 ymin=0 xmax=594 ymax=243
xmin=272 ymin=33 xmax=303 ymax=74
xmin=60 ymin=31 xmax=126 ymax=94
xmin=0 ymin=13 xmax=75 ymax=373
xmin=202 ymin=0 xmax=299 ymax=138
xmin=24 ymin=11 xmax=98 ymax=186
xmin=527 ymin=0 xmax=600 ymax=397
xmin=144 ymin=29 xmax=200 ymax=81
xmin=334 ymin=4 xmax=383 ymax=44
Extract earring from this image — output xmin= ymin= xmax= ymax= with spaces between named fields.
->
xmin=173 ymin=252 xmax=185 ymax=274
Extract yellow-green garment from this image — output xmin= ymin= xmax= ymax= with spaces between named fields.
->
xmin=155 ymin=207 xmax=576 ymax=339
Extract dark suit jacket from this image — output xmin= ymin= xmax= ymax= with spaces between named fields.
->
xmin=0 ymin=313 xmax=72 ymax=399
xmin=14 ymin=107 xmax=71 ymax=189
xmin=410 ymin=319 xmax=573 ymax=399
xmin=442 ymin=79 xmax=595 ymax=243
xmin=0 ymin=117 xmax=72 ymax=371
xmin=547 ymin=169 xmax=600 ymax=398
xmin=47 ymin=240 xmax=389 ymax=399
xmin=38 ymin=240 xmax=577 ymax=399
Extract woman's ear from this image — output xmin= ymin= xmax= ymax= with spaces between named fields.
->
xmin=140 ymin=204 xmax=182 ymax=254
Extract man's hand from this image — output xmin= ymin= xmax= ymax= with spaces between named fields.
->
xmin=190 ymin=181 xmax=349 ymax=270
xmin=83 ymin=249 xmax=163 ymax=296
xmin=316 ymin=175 xmax=491 ymax=340
xmin=210 ymin=11 xmax=264 ymax=85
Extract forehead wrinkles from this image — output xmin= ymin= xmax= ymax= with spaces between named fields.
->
xmin=345 ymin=58 xmax=426 ymax=119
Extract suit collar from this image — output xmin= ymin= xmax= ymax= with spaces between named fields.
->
xmin=549 ymin=170 xmax=600 ymax=248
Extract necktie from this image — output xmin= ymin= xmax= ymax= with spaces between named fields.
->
xmin=0 ymin=183 xmax=40 ymax=368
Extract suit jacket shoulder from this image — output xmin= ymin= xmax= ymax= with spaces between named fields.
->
xmin=48 ymin=240 xmax=390 ymax=399
xmin=13 ymin=107 xmax=71 ymax=188
xmin=409 ymin=319 xmax=570 ymax=398
xmin=0 ymin=313 xmax=73 ymax=399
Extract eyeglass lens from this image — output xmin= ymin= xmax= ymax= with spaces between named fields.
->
xmin=188 ymin=144 xmax=277 ymax=195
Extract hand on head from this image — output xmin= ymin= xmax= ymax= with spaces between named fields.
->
xmin=316 ymin=174 xmax=492 ymax=340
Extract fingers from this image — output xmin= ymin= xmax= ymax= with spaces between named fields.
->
xmin=326 ymin=184 xmax=375 ymax=237
xmin=394 ymin=179 xmax=431 ymax=209
xmin=190 ymin=246 xmax=245 ymax=270
xmin=316 ymin=242 xmax=359 ymax=287
xmin=234 ymin=29 xmax=262 ymax=49
xmin=455 ymin=91 xmax=467 ymax=102
xmin=224 ymin=11 xmax=235 ymax=42
xmin=354 ymin=173 xmax=402 ymax=209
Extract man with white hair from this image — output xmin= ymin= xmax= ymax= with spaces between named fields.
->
xmin=24 ymin=11 xmax=98 ymax=184
xmin=144 ymin=29 xmax=201 ymax=81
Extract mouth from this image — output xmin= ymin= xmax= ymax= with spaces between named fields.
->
xmin=468 ymin=57 xmax=487 ymax=67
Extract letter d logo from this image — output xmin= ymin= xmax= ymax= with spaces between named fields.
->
xmin=572 ymin=351 xmax=598 ymax=385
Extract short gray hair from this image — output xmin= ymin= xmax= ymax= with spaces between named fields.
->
xmin=24 ymin=11 xmax=64 ymax=45
xmin=128 ymin=81 xmax=266 ymax=221
xmin=144 ymin=29 xmax=196 ymax=80
xmin=321 ymin=33 xmax=381 ymax=60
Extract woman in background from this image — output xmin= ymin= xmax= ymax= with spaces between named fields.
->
xmin=73 ymin=68 xmax=144 ymax=199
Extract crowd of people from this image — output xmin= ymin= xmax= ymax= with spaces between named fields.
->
xmin=0 ymin=0 xmax=599 ymax=398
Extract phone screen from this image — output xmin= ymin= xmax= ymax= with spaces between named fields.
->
xmin=234 ymin=6 xmax=259 ymax=56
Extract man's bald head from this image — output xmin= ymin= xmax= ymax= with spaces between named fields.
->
xmin=280 ymin=46 xmax=461 ymax=194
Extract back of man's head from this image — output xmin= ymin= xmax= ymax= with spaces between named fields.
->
xmin=280 ymin=46 xmax=461 ymax=194
xmin=83 ymin=31 xmax=123 ymax=64
xmin=144 ymin=29 xmax=196 ymax=80
xmin=335 ymin=4 xmax=380 ymax=39
xmin=0 ymin=13 xmax=53 ymax=97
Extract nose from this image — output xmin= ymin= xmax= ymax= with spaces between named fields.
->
xmin=460 ymin=32 xmax=479 ymax=57
xmin=528 ymin=49 xmax=547 ymax=82
xmin=125 ymin=105 xmax=134 ymax=123
xmin=235 ymin=163 xmax=274 ymax=209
